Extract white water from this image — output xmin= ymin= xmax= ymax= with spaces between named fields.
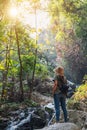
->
xmin=44 ymin=103 xmax=55 ymax=110
xmin=7 ymin=111 xmax=34 ymax=130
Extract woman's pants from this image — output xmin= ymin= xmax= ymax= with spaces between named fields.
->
xmin=54 ymin=93 xmax=68 ymax=122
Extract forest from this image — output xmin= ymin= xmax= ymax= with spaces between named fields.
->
xmin=0 ymin=0 xmax=87 ymax=130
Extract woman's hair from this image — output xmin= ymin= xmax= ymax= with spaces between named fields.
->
xmin=54 ymin=66 xmax=64 ymax=74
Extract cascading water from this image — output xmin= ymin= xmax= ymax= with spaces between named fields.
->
xmin=6 ymin=107 xmax=51 ymax=130
xmin=6 ymin=110 xmax=34 ymax=130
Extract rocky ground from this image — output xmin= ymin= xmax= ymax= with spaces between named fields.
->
xmin=0 ymin=91 xmax=87 ymax=130
xmin=0 ymin=78 xmax=87 ymax=130
xmin=36 ymin=123 xmax=80 ymax=130
xmin=30 ymin=77 xmax=87 ymax=130
xmin=31 ymin=91 xmax=87 ymax=130
xmin=31 ymin=91 xmax=53 ymax=106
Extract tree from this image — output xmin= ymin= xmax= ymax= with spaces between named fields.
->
xmin=0 ymin=0 xmax=52 ymax=101
xmin=48 ymin=0 xmax=87 ymax=83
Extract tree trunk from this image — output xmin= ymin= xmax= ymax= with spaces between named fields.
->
xmin=30 ymin=8 xmax=38 ymax=99
xmin=15 ymin=25 xmax=24 ymax=101
xmin=1 ymin=45 xmax=9 ymax=100
xmin=1 ymin=72 xmax=7 ymax=100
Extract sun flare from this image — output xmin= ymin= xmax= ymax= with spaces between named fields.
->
xmin=9 ymin=7 xmax=18 ymax=17
xmin=8 ymin=1 xmax=50 ymax=29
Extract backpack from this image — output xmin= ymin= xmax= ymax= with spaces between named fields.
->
xmin=57 ymin=75 xmax=69 ymax=95
xmin=59 ymin=84 xmax=69 ymax=95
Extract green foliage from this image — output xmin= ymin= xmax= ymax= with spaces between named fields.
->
xmin=83 ymin=74 xmax=87 ymax=84
xmin=23 ymin=99 xmax=39 ymax=107
xmin=0 ymin=99 xmax=39 ymax=113
xmin=67 ymin=99 xmax=81 ymax=110
xmin=48 ymin=0 xmax=87 ymax=83
xmin=7 ymin=60 xmax=19 ymax=76
xmin=35 ymin=63 xmax=48 ymax=79
xmin=67 ymin=82 xmax=87 ymax=110
xmin=22 ymin=54 xmax=35 ymax=73
xmin=74 ymin=83 xmax=87 ymax=101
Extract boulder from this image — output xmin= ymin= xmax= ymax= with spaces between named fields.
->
xmin=36 ymin=123 xmax=81 ymax=130
xmin=33 ymin=78 xmax=53 ymax=96
xmin=0 ymin=118 xmax=9 ymax=130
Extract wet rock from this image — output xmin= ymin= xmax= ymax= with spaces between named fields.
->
xmin=6 ymin=107 xmax=48 ymax=130
xmin=32 ymin=114 xmax=46 ymax=129
xmin=0 ymin=118 xmax=9 ymax=130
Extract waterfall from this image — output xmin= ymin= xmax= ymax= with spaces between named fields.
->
xmin=6 ymin=110 xmax=34 ymax=130
xmin=5 ymin=106 xmax=52 ymax=130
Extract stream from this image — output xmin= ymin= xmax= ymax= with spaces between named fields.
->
xmin=5 ymin=106 xmax=53 ymax=130
xmin=7 ymin=110 xmax=34 ymax=130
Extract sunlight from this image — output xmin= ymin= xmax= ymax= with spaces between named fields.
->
xmin=23 ymin=11 xmax=50 ymax=29
xmin=17 ymin=1 xmax=50 ymax=29
xmin=9 ymin=7 xmax=18 ymax=18
xmin=8 ymin=1 xmax=50 ymax=31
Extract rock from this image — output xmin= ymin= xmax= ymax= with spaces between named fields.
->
xmin=31 ymin=108 xmax=47 ymax=129
xmin=68 ymin=110 xmax=87 ymax=129
xmin=33 ymin=78 xmax=53 ymax=96
xmin=36 ymin=123 xmax=81 ymax=130
xmin=32 ymin=92 xmax=53 ymax=105
xmin=6 ymin=107 xmax=47 ymax=130
xmin=0 ymin=118 xmax=9 ymax=130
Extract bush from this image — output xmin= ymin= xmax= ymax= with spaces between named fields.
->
xmin=74 ymin=83 xmax=87 ymax=101
xmin=67 ymin=83 xmax=87 ymax=110
xmin=67 ymin=99 xmax=81 ymax=110
xmin=35 ymin=63 xmax=49 ymax=79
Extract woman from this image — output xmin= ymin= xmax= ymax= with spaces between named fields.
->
xmin=53 ymin=66 xmax=68 ymax=123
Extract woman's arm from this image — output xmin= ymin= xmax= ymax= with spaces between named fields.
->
xmin=52 ymin=80 xmax=58 ymax=95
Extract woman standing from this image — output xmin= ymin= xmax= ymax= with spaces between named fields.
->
xmin=53 ymin=66 xmax=68 ymax=123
